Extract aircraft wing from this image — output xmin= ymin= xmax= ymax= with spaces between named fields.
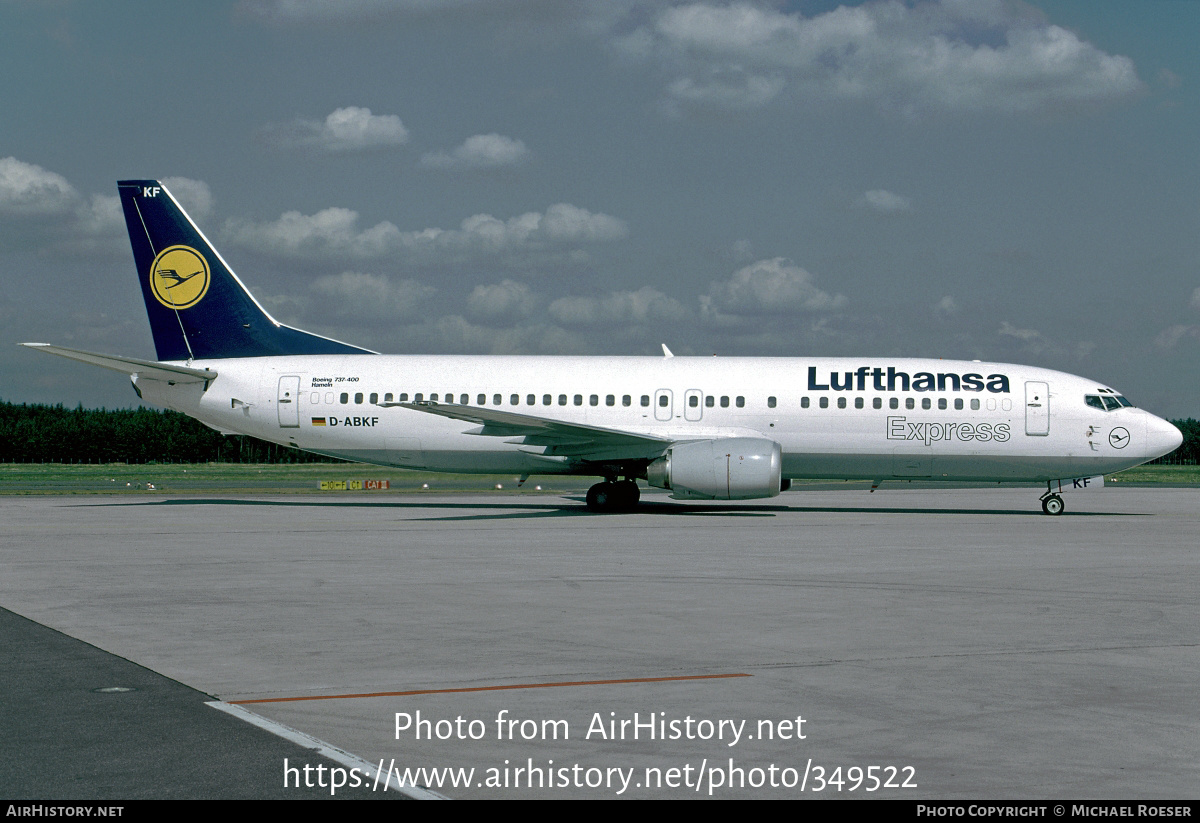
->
xmin=384 ymin=400 xmax=670 ymax=462
xmin=21 ymin=343 xmax=217 ymax=383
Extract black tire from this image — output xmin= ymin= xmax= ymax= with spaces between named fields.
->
xmin=587 ymin=480 xmax=640 ymax=512
xmin=586 ymin=482 xmax=613 ymax=512
xmin=615 ymin=479 xmax=640 ymax=511
xmin=1041 ymin=494 xmax=1064 ymax=516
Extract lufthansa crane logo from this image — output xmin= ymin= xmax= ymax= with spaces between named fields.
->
xmin=1108 ymin=427 xmax=1130 ymax=449
xmin=149 ymin=245 xmax=210 ymax=310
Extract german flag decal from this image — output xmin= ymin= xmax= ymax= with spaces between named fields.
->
xmin=311 ymin=418 xmax=326 ymax=426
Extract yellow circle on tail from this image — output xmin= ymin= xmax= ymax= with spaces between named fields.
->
xmin=149 ymin=245 xmax=210 ymax=310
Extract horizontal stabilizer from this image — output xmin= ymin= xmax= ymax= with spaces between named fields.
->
xmin=20 ymin=343 xmax=217 ymax=383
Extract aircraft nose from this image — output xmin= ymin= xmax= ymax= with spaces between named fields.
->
xmin=1144 ymin=415 xmax=1183 ymax=460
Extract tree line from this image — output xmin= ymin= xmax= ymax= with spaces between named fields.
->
xmin=0 ymin=400 xmax=342 ymax=464
xmin=0 ymin=399 xmax=1196 ymax=465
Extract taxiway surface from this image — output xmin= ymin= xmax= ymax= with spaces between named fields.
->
xmin=2 ymin=488 xmax=1197 ymax=799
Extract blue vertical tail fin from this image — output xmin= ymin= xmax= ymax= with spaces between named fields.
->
xmin=118 ymin=179 xmax=372 ymax=361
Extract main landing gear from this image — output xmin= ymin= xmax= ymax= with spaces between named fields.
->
xmin=586 ymin=479 xmax=641 ymax=513
xmin=1039 ymin=488 xmax=1064 ymax=516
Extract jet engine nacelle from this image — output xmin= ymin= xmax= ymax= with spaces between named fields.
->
xmin=646 ymin=438 xmax=783 ymax=500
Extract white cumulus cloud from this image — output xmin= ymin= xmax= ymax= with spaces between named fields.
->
xmin=0 ymin=157 xmax=79 ymax=215
xmin=548 ymin=287 xmax=689 ymax=327
xmin=466 ymin=279 xmax=539 ymax=321
xmin=998 ymin=320 xmax=1041 ymax=342
xmin=226 ymin=207 xmax=402 ymax=258
xmin=702 ymin=258 xmax=847 ymax=321
xmin=162 ymin=177 xmax=214 ymax=220
xmin=263 ymin=106 xmax=409 ymax=152
xmin=603 ymin=0 xmax=1143 ymax=114
xmin=934 ymin=295 xmax=959 ymax=316
xmin=226 ymin=202 xmax=628 ymax=262
xmin=858 ymin=189 xmax=913 ymax=214
xmin=310 ymin=271 xmax=436 ymax=320
xmin=421 ymin=134 xmax=529 ymax=170
xmin=244 ymin=0 xmax=487 ymax=22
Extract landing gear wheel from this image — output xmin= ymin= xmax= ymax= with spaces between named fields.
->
xmin=586 ymin=482 xmax=612 ymax=512
xmin=586 ymin=480 xmax=641 ymax=512
xmin=1041 ymin=494 xmax=1064 ymax=516
xmin=614 ymin=479 xmax=640 ymax=510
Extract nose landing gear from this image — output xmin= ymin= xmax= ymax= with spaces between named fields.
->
xmin=1039 ymin=488 xmax=1064 ymax=516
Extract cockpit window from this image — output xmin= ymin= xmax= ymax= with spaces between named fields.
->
xmin=1086 ymin=394 xmax=1134 ymax=411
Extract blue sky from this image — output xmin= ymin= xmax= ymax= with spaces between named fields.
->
xmin=2 ymin=0 xmax=1198 ymax=417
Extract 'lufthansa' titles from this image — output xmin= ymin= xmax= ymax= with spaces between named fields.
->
xmin=808 ymin=366 xmax=1010 ymax=393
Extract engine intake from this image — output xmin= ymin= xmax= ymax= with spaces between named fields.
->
xmin=647 ymin=438 xmax=782 ymax=500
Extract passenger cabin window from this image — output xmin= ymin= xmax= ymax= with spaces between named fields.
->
xmin=720 ymin=396 xmax=729 ymax=408
xmin=461 ymin=394 xmax=469 ymax=405
xmin=384 ymin=393 xmax=393 ymax=402
xmin=606 ymin=395 xmax=615 ymax=406
xmin=477 ymin=393 xmax=486 ymax=405
xmin=938 ymin=398 xmax=947 ymax=410
xmin=527 ymin=394 xmax=536 ymax=405
xmin=954 ymin=399 xmax=963 ymax=410
xmin=801 ymin=397 xmax=810 ymax=409
xmin=493 ymin=394 xmax=502 ymax=405
xmin=658 ymin=395 xmax=669 ymax=407
xmin=837 ymin=397 xmax=846 ymax=409
xmin=921 ymin=398 xmax=931 ymax=410
xmin=736 ymin=396 xmax=745 ymax=408
xmin=971 ymin=399 xmax=980 ymax=410
xmin=511 ymin=394 xmax=520 ymax=405
xmin=399 ymin=393 xmax=409 ymax=402
xmin=354 ymin=393 xmax=363 ymax=404
xmin=689 ymin=395 xmax=699 ymax=407
xmin=415 ymin=393 xmax=424 ymax=402
xmin=705 ymin=396 xmax=715 ymax=408
xmin=906 ymin=398 xmax=915 ymax=410
xmin=575 ymin=395 xmax=583 ymax=406
xmin=873 ymin=398 xmax=882 ymax=409
xmin=622 ymin=395 xmax=631 ymax=407
xmin=340 ymin=393 xmax=349 ymax=404
xmin=543 ymin=394 xmax=552 ymax=406
xmin=559 ymin=394 xmax=568 ymax=406
xmin=890 ymin=398 xmax=898 ymax=410
xmin=854 ymin=397 xmax=863 ymax=409
xmin=767 ymin=396 xmax=777 ymax=408
xmin=590 ymin=395 xmax=599 ymax=406
xmin=641 ymin=395 xmax=650 ymax=407
xmin=819 ymin=397 xmax=829 ymax=409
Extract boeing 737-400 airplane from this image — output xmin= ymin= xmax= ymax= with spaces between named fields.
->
xmin=23 ymin=180 xmax=1183 ymax=513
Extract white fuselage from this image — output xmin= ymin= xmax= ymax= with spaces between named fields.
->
xmin=133 ymin=354 xmax=1181 ymax=484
